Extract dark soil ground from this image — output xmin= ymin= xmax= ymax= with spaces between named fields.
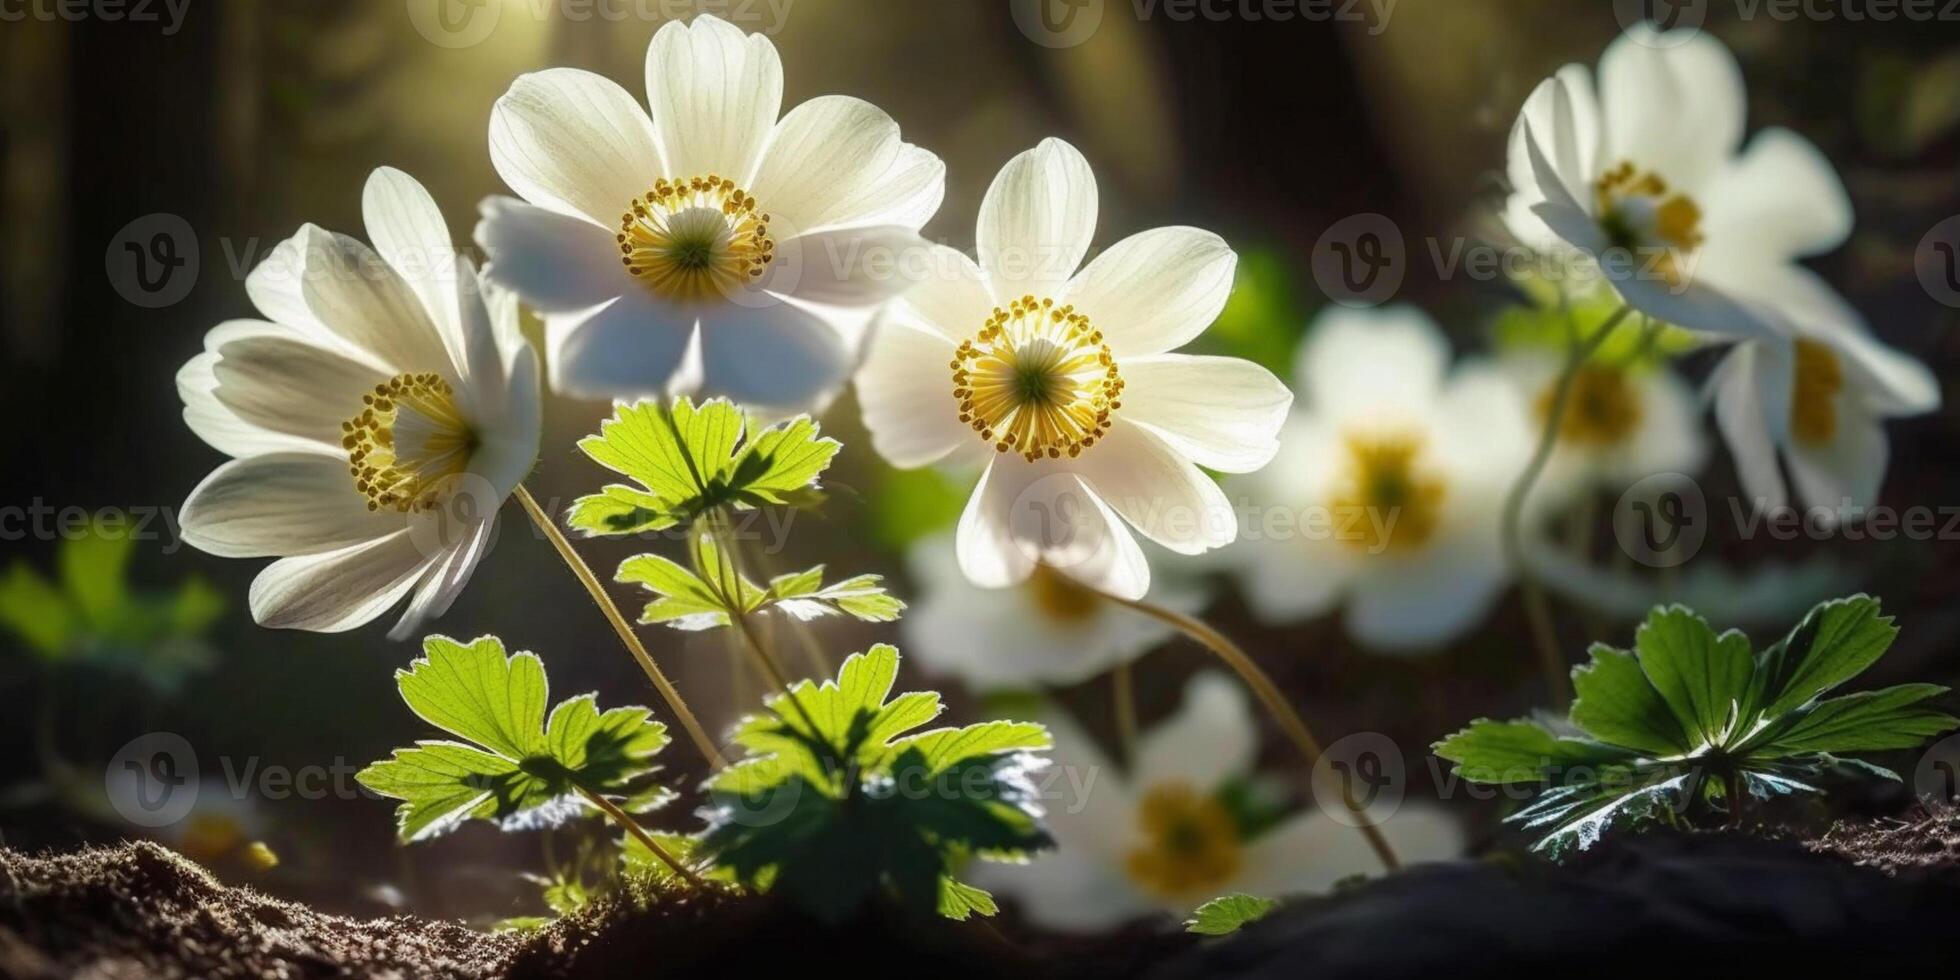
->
xmin=11 ymin=816 xmax=1960 ymax=979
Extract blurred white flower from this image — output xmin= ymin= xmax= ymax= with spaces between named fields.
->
xmin=901 ymin=533 xmax=1207 ymax=690
xmin=974 ymin=672 xmax=1462 ymax=933
xmin=179 ymin=168 xmax=540 ymax=638
xmin=1229 ymin=306 xmax=1533 ymax=651
xmin=1504 ymin=25 xmax=1853 ymax=341
xmin=856 ymin=138 xmax=1290 ymax=600
xmin=1497 ymin=349 xmax=1706 ymax=494
xmin=475 ymin=13 xmax=943 ymax=412
xmin=1710 ymin=316 xmax=1939 ymax=523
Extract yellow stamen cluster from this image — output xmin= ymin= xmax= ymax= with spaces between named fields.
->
xmin=1331 ymin=433 xmax=1446 ymax=554
xmin=1124 ymin=783 xmax=1242 ymax=901
xmin=1790 ymin=337 xmax=1844 ymax=446
xmin=952 ymin=296 xmax=1123 ymax=462
xmin=342 ymin=372 xmax=475 ymax=513
xmin=1025 ymin=563 xmax=1100 ymax=622
xmin=1595 ymin=161 xmax=1706 ymax=251
xmin=618 ymin=174 xmax=774 ymax=302
xmin=1541 ymin=366 xmax=1643 ymax=447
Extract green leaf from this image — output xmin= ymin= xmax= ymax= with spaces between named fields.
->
xmin=701 ymin=645 xmax=1055 ymax=922
xmin=1186 ymin=894 xmax=1280 ymax=936
xmin=617 ymin=550 xmax=745 ymax=630
xmin=59 ymin=522 xmax=135 ymax=628
xmin=569 ymin=398 xmax=838 ymax=537
xmin=1570 ymin=645 xmax=1692 ymax=756
xmin=1632 ymin=606 xmax=1753 ymax=750
xmin=0 ymin=563 xmax=75 ymax=656
xmin=1748 ymin=595 xmax=1898 ymax=720
xmin=358 ymin=635 xmax=671 ymax=842
xmin=1433 ymin=720 xmax=1634 ymax=784
xmin=766 ymin=568 xmax=906 ymax=624
xmin=1753 ymin=684 xmax=1958 ymax=755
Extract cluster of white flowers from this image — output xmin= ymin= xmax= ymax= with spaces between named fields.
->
xmin=168 ymin=14 xmax=1937 ymax=934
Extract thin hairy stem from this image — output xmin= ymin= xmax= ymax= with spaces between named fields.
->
xmin=739 ymin=532 xmax=833 ymax=678
xmin=515 ymin=484 xmax=726 ymax=770
xmin=572 ymin=785 xmax=707 ymax=889
xmin=1092 ymin=588 xmax=1402 ymax=872
xmin=697 ymin=513 xmax=821 ymax=737
xmin=1500 ymin=304 xmax=1633 ymax=709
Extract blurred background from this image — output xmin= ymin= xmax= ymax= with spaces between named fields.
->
xmin=2 ymin=0 xmax=1957 ymax=927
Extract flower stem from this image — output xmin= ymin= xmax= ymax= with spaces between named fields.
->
xmin=514 ymin=484 xmax=726 ymax=770
xmin=1092 ymin=589 xmax=1403 ymax=873
xmin=1112 ymin=660 xmax=1139 ymax=767
xmin=699 ymin=512 xmax=821 ymax=738
xmin=1499 ymin=303 xmax=1633 ymax=709
xmin=572 ymin=784 xmax=707 ymax=890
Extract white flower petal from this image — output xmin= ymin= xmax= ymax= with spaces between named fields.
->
xmin=969 ymin=842 xmax=1144 ymax=935
xmin=696 ymin=299 xmax=851 ymax=412
xmin=1076 ymin=423 xmax=1236 ymax=556
xmin=1344 ymin=536 xmax=1508 ymax=651
xmin=245 ymin=231 xmax=329 ymax=335
xmin=1785 ymin=407 xmax=1887 ymax=519
xmin=489 ymin=67 xmax=663 ymax=226
xmin=363 ymin=167 xmax=464 ymax=360
xmin=1600 ymin=25 xmax=1743 ymax=193
xmin=179 ymin=321 xmax=322 ymax=457
xmin=956 ymin=459 xmax=1150 ymax=598
xmin=750 ymin=95 xmax=944 ymax=234
xmin=764 ymin=225 xmax=930 ymax=308
xmin=545 ymin=291 xmax=696 ymax=401
xmin=887 ymin=245 xmax=994 ymax=343
xmin=1237 ymin=804 xmax=1463 ymax=898
xmin=643 ymin=14 xmax=781 ymax=183
xmin=180 ymin=452 xmax=404 ymax=558
xmin=1710 ymin=341 xmax=1792 ymax=513
xmin=1061 ymin=226 xmax=1235 ymax=357
xmin=854 ymin=318 xmax=967 ymax=468
xmin=469 ymin=346 xmax=542 ymax=501
xmin=1701 ymin=128 xmax=1851 ymax=262
xmin=1134 ymin=672 xmax=1256 ymax=790
xmin=475 ymin=195 xmax=634 ymax=313
xmin=248 ymin=530 xmax=439 ymax=633
xmin=210 ymin=335 xmax=390 ymax=447
xmin=1296 ymin=304 xmax=1450 ymax=425
xmin=1236 ymin=532 xmax=1350 ymax=626
xmin=1503 ymin=64 xmax=1600 ymax=250
xmin=294 ymin=224 xmax=455 ymax=374
xmin=975 ymin=138 xmax=1097 ymax=297
xmin=388 ymin=516 xmax=497 ymax=641
xmin=1120 ymin=354 xmax=1291 ymax=472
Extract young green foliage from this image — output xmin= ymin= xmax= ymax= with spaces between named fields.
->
xmin=616 ymin=532 xmax=902 ymax=630
xmin=0 ymin=522 xmax=222 ymax=691
xmin=567 ymin=397 xmax=840 ymax=537
xmin=357 ymin=635 xmax=674 ymax=842
xmin=1186 ymin=894 xmax=1281 ymax=936
xmin=1434 ymin=596 xmax=1957 ymax=857
xmin=699 ymin=645 xmax=1053 ymax=922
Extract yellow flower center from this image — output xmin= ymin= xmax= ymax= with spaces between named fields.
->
xmin=952 ymin=296 xmax=1124 ymax=461
xmin=1594 ymin=161 xmax=1704 ymax=284
xmin=1790 ymin=337 xmax=1844 ymax=446
xmin=617 ymin=174 xmax=774 ymax=302
xmin=1124 ymin=782 xmax=1242 ymax=901
xmin=1025 ymin=562 xmax=1100 ymax=622
xmin=1540 ymin=366 xmax=1643 ymax=447
xmin=177 ymin=812 xmax=246 ymax=865
xmin=341 ymin=372 xmax=476 ymax=513
xmin=1331 ymin=433 xmax=1446 ymax=554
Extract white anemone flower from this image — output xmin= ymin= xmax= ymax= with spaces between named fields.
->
xmin=974 ymin=672 xmax=1463 ymax=933
xmin=902 ymin=533 xmax=1207 ymax=690
xmin=1504 ymin=25 xmax=1854 ymax=341
xmin=1230 ymin=306 xmax=1533 ymax=651
xmin=178 ymin=168 xmax=541 ymax=639
xmin=856 ymin=138 xmax=1291 ymax=600
xmin=476 ymin=13 xmax=944 ymax=412
xmin=1497 ymin=349 xmax=1707 ymax=494
xmin=1710 ymin=311 xmax=1939 ymax=524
